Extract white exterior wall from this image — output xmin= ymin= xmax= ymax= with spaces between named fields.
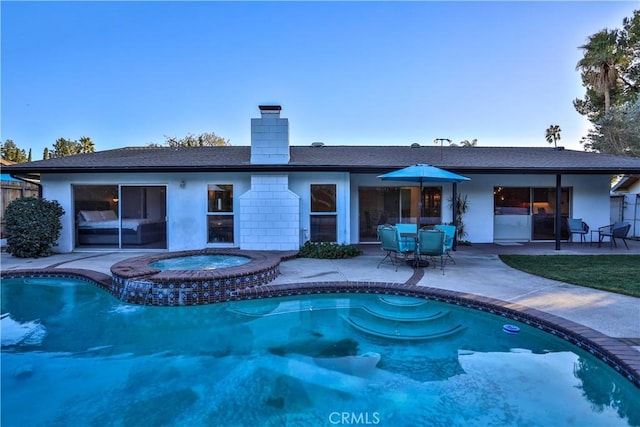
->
xmin=40 ymin=169 xmax=615 ymax=253
xmin=289 ymin=172 xmax=351 ymax=245
xmin=41 ymin=172 xmax=251 ymax=253
xmin=460 ymin=174 xmax=609 ymax=243
xmin=239 ymin=175 xmax=300 ymax=250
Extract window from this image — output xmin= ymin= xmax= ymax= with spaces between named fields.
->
xmin=310 ymin=184 xmax=337 ymax=242
xmin=207 ymin=184 xmax=234 ymax=243
xmin=494 ymin=187 xmax=530 ymax=215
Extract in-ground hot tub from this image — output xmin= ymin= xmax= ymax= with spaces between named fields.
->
xmin=110 ymin=249 xmax=296 ymax=306
xmin=149 ymin=254 xmax=251 ymax=271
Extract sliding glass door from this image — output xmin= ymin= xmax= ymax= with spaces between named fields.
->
xmin=532 ymin=188 xmax=570 ymax=240
xmin=358 ymin=186 xmax=442 ymax=242
xmin=493 ymin=186 xmax=571 ymax=241
xmin=120 ymin=186 xmax=167 ymax=249
xmin=74 ymin=185 xmax=166 ymax=249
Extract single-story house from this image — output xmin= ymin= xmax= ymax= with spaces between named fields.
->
xmin=611 ymin=175 xmax=640 ymax=238
xmin=5 ymin=105 xmax=640 ymax=253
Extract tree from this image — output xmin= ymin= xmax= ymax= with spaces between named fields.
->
xmin=153 ymin=132 xmax=230 ymax=147
xmin=545 ymin=125 xmax=562 ymax=148
xmin=619 ymin=10 xmax=640 ymax=99
xmin=43 ymin=147 xmax=50 ymax=160
xmin=448 ymin=139 xmax=477 ymax=147
xmin=79 ymin=136 xmax=95 ymax=153
xmin=576 ymin=10 xmax=640 ymax=156
xmin=1 ymin=140 xmax=28 ymax=163
xmin=50 ymin=136 xmax=96 ymax=158
xmin=460 ymin=138 xmax=478 ymax=147
xmin=575 ymin=29 xmax=621 ymax=114
xmin=581 ymin=98 xmax=640 ymax=157
xmin=574 ymin=10 xmax=640 ymax=120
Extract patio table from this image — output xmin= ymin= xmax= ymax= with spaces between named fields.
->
xmin=400 ymin=233 xmax=429 ymax=268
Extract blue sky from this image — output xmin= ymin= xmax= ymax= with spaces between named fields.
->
xmin=1 ymin=1 xmax=637 ymax=159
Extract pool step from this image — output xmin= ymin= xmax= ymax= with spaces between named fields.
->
xmin=343 ymin=315 xmax=464 ymax=341
xmin=377 ymin=295 xmax=428 ymax=307
xmin=357 ymin=306 xmax=450 ymax=323
xmin=344 ymin=297 xmax=465 ymax=341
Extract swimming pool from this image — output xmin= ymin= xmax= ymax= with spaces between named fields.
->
xmin=2 ymin=277 xmax=638 ymax=426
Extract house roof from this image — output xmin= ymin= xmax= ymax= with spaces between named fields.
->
xmin=4 ymin=145 xmax=640 ymax=178
xmin=611 ymin=175 xmax=640 ymax=193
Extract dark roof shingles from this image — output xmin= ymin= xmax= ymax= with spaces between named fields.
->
xmin=4 ymin=145 xmax=640 ymax=174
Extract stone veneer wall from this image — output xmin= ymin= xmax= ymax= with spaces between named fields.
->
xmin=239 ymin=174 xmax=301 ymax=250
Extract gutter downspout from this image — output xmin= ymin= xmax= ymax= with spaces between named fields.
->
xmin=635 ymin=194 xmax=639 ymax=238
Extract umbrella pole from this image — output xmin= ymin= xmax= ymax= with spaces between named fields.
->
xmin=418 ymin=179 xmax=423 ymax=229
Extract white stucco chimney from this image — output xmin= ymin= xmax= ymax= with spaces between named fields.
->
xmin=250 ymin=105 xmax=290 ymax=164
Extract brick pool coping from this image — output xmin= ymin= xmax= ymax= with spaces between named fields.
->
xmin=1 ymin=261 xmax=638 ymax=388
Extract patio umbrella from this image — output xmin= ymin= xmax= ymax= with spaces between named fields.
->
xmin=378 ymin=164 xmax=470 ymax=229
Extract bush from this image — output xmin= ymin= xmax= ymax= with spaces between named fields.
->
xmin=298 ymin=241 xmax=361 ymax=259
xmin=5 ymin=197 xmax=65 ymax=258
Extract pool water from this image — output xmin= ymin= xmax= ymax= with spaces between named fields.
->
xmin=149 ymin=254 xmax=250 ymax=270
xmin=1 ymin=277 xmax=638 ymax=426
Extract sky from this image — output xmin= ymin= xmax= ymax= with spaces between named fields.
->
xmin=1 ymin=1 xmax=638 ymax=160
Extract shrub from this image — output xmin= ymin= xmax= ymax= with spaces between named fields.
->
xmin=5 ymin=197 xmax=65 ymax=258
xmin=298 ymin=241 xmax=361 ymax=259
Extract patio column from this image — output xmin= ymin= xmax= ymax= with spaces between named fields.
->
xmin=452 ymin=182 xmax=458 ymax=250
xmin=555 ymin=173 xmax=562 ymax=250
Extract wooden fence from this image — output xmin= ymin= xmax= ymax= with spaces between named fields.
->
xmin=1 ymin=179 xmax=40 ymax=238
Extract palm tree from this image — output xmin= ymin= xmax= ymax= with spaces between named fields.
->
xmin=576 ymin=29 xmax=621 ymax=112
xmin=78 ymin=136 xmax=95 ymax=153
xmin=545 ymin=125 xmax=562 ymax=148
xmin=460 ymin=138 xmax=478 ymax=147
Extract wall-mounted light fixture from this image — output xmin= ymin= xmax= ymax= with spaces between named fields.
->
xmin=112 ymin=197 xmax=119 ymax=203
xmin=180 ymin=180 xmax=186 ymax=188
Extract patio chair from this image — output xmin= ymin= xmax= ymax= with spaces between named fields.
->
xmin=597 ymin=222 xmax=631 ymax=249
xmin=417 ymin=229 xmax=446 ymax=275
xmin=434 ymin=224 xmax=457 ymax=264
xmin=566 ymin=218 xmax=589 ymax=243
xmin=395 ymin=223 xmax=418 ymax=254
xmin=377 ymin=225 xmax=409 ymax=271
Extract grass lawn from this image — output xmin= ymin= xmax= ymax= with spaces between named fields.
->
xmin=499 ymin=255 xmax=640 ymax=298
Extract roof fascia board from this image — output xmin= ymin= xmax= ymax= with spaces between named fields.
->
xmin=4 ymin=165 xmax=640 ymax=175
